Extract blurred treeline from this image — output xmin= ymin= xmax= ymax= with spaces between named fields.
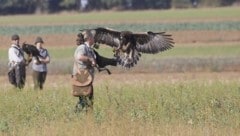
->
xmin=0 ymin=0 xmax=239 ymax=15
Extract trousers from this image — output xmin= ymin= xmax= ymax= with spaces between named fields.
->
xmin=32 ymin=70 xmax=47 ymax=90
xmin=11 ymin=63 xmax=26 ymax=89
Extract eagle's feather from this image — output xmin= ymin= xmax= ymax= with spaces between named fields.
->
xmin=135 ymin=32 xmax=174 ymax=54
xmin=80 ymin=27 xmax=174 ymax=68
xmin=82 ymin=27 xmax=121 ymax=48
xmin=22 ymin=43 xmax=43 ymax=63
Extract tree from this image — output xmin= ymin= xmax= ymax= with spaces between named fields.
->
xmin=0 ymin=0 xmax=36 ymax=14
xmin=0 ymin=0 xmax=238 ymax=15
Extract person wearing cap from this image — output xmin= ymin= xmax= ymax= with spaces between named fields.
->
xmin=8 ymin=34 xmax=27 ymax=89
xmin=31 ymin=36 xmax=50 ymax=90
xmin=72 ymin=31 xmax=96 ymax=112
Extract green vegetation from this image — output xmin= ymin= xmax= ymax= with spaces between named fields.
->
xmin=1 ymin=7 xmax=240 ymax=135
xmin=2 ymin=44 xmax=240 ymax=60
xmin=1 ymin=44 xmax=240 ymax=74
xmin=159 ymin=44 xmax=240 ymax=58
xmin=0 ymin=21 xmax=240 ymax=35
xmin=0 ymin=77 xmax=239 ymax=135
xmin=0 ymin=7 xmax=240 ymax=26
xmin=0 ymin=0 xmax=237 ymax=15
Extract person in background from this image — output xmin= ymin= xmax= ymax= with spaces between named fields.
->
xmin=8 ymin=34 xmax=28 ymax=89
xmin=32 ymin=36 xmax=50 ymax=90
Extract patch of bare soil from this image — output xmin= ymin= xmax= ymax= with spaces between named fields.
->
xmin=171 ymin=30 xmax=240 ymax=44
xmin=0 ymin=34 xmax=77 ymax=48
xmin=1 ymin=72 xmax=239 ymax=88
xmin=1 ymin=72 xmax=239 ymax=83
xmin=1 ymin=31 xmax=240 ymax=48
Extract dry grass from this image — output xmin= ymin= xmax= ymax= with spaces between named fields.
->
xmin=1 ymin=72 xmax=240 ymax=136
xmin=15 ymin=117 xmax=240 ymax=136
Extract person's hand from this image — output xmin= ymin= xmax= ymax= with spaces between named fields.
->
xmin=33 ymin=59 xmax=40 ymax=64
xmin=93 ymin=43 xmax=99 ymax=49
xmin=39 ymin=57 xmax=46 ymax=63
xmin=89 ymin=58 xmax=96 ymax=66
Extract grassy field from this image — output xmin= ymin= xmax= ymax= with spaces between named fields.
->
xmin=1 ymin=43 xmax=240 ymax=75
xmin=0 ymin=7 xmax=240 ymax=136
xmin=0 ymin=7 xmax=239 ymax=26
xmin=1 ymin=43 xmax=240 ymax=59
xmin=0 ymin=73 xmax=240 ymax=136
xmin=0 ymin=21 xmax=240 ymax=36
xmin=0 ymin=73 xmax=240 ymax=135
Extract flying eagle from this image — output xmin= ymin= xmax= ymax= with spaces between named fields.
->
xmin=80 ymin=27 xmax=174 ymax=68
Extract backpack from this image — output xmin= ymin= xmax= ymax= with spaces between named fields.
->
xmin=8 ymin=68 xmax=16 ymax=85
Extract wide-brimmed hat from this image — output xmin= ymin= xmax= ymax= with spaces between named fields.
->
xmin=11 ymin=34 xmax=20 ymax=40
xmin=35 ymin=36 xmax=44 ymax=44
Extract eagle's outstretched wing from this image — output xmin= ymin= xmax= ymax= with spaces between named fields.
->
xmin=81 ymin=27 xmax=121 ymax=48
xmin=117 ymin=31 xmax=174 ymax=68
xmin=134 ymin=32 xmax=174 ymax=54
xmin=80 ymin=28 xmax=174 ymax=69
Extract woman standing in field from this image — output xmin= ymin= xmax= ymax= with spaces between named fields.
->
xmin=31 ymin=37 xmax=50 ymax=90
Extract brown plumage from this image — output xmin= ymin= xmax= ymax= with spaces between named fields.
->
xmin=80 ymin=27 xmax=174 ymax=68
xmin=22 ymin=43 xmax=43 ymax=63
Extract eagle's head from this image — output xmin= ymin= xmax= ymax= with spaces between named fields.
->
xmin=22 ymin=43 xmax=31 ymax=54
xmin=120 ymin=31 xmax=133 ymax=46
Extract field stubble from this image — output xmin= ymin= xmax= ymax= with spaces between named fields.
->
xmin=0 ymin=72 xmax=240 ymax=135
